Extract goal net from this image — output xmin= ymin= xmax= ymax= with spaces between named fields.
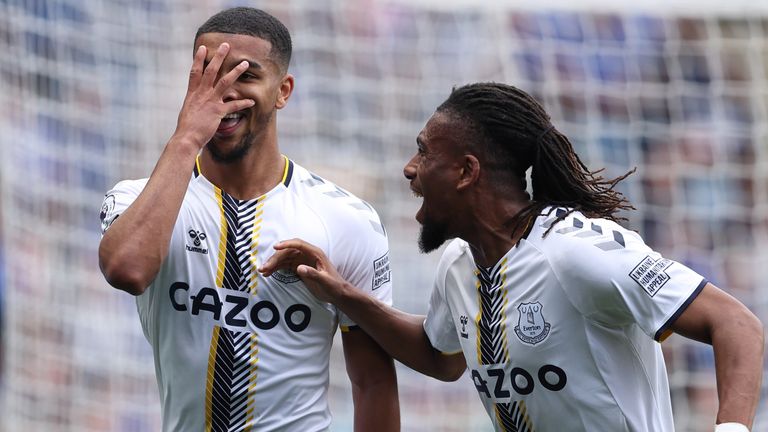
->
xmin=1 ymin=0 xmax=766 ymax=431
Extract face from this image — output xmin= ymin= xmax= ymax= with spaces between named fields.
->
xmin=403 ymin=111 xmax=466 ymax=253
xmin=195 ymin=32 xmax=293 ymax=163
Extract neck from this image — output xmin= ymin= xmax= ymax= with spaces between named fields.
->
xmin=461 ymin=191 xmax=533 ymax=268
xmin=198 ymin=134 xmax=286 ymax=200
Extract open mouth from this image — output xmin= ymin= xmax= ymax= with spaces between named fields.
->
xmin=411 ymin=187 xmax=424 ymax=223
xmin=216 ymin=112 xmax=245 ymax=136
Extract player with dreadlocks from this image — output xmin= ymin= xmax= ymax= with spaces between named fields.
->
xmin=260 ymin=82 xmax=764 ymax=432
xmin=434 ymin=83 xmax=635 ymax=238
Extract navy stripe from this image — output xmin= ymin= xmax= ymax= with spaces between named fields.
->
xmin=654 ymin=278 xmax=708 ymax=341
xmin=193 ymin=161 xmax=200 ymax=178
xmin=283 ymin=160 xmax=294 ymax=187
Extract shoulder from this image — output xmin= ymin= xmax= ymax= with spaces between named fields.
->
xmin=529 ymin=208 xmax=667 ymax=302
xmin=100 ymin=178 xmax=149 ymax=233
xmin=106 ymin=177 xmax=149 ymax=197
xmin=102 ymin=177 xmax=150 ymax=211
xmin=286 ymin=161 xmax=386 ymax=238
xmin=529 ymin=207 xmax=647 ymax=263
xmin=438 ymin=239 xmax=472 ymax=269
xmin=435 ymin=239 xmax=473 ymax=284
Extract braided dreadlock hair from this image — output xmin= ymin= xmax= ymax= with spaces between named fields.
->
xmin=436 ymin=82 xmax=635 ymax=236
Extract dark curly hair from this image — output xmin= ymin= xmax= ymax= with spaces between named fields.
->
xmin=437 ymin=82 xmax=635 ymax=236
xmin=195 ymin=7 xmax=292 ymax=72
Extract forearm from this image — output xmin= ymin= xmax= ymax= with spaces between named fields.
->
xmin=353 ymin=383 xmax=400 ymax=432
xmin=99 ymin=136 xmax=200 ymax=294
xmin=350 ymin=366 xmax=400 ymax=431
xmin=335 ymin=284 xmax=460 ymax=381
xmin=711 ymin=310 xmax=765 ymax=427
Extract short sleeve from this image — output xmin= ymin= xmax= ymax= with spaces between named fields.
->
xmin=423 ymin=241 xmax=464 ymax=354
xmin=547 ymin=220 xmax=706 ymax=341
xmin=99 ymin=179 xmax=146 ymax=235
xmin=327 ymin=204 xmax=392 ymax=329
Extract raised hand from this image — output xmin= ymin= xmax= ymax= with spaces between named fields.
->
xmin=174 ymin=43 xmax=255 ymax=148
xmin=259 ymin=239 xmax=352 ymax=303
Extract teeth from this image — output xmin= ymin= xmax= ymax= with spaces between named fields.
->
xmin=222 ymin=113 xmax=242 ymax=120
xmin=412 ymin=190 xmax=423 ymax=198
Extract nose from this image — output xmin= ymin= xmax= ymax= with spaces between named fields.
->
xmin=221 ymin=83 xmax=241 ymax=104
xmin=403 ymin=154 xmax=417 ymax=181
xmin=218 ymin=67 xmax=242 ymax=103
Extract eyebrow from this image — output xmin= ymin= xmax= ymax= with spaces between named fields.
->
xmin=202 ymin=59 xmax=263 ymax=70
xmin=241 ymin=59 xmax=263 ymax=70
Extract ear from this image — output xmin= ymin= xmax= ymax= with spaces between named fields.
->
xmin=457 ymin=154 xmax=480 ymax=191
xmin=275 ymin=73 xmax=294 ymax=109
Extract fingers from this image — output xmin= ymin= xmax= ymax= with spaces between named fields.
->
xmin=296 ymin=264 xmax=317 ymax=279
xmin=258 ymin=239 xmax=331 ymax=279
xmin=296 ymin=264 xmax=343 ymax=300
xmin=258 ymin=248 xmax=302 ymax=275
xmin=215 ymin=60 xmax=250 ymax=96
xmin=296 ymin=264 xmax=328 ymax=286
xmin=223 ymin=98 xmax=255 ymax=115
xmin=200 ymin=43 xmax=230 ymax=88
xmin=187 ymin=45 xmax=207 ymax=92
xmin=273 ymin=239 xmax=321 ymax=255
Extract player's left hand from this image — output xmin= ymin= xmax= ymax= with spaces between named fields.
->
xmin=259 ymin=239 xmax=351 ymax=303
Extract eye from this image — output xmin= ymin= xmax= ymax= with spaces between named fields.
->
xmin=239 ymin=72 xmax=257 ymax=81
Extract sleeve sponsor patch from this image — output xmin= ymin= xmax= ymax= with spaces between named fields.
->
xmin=372 ymin=252 xmax=391 ymax=291
xmin=629 ymin=255 xmax=673 ymax=297
xmin=100 ymin=194 xmax=116 ymax=234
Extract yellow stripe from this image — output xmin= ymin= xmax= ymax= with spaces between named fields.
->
xmin=520 ymin=400 xmax=534 ymax=430
xmin=475 ymin=275 xmax=482 ymax=364
xmin=195 ymin=154 xmax=202 ymax=175
xmin=494 ymin=405 xmax=503 ymax=430
xmin=499 ymin=260 xmax=510 ymax=363
xmin=207 ymin=187 xmax=225 ymax=428
xmin=280 ymin=155 xmax=290 ymax=184
xmin=244 ymin=333 xmax=259 ymax=429
xmin=214 ymin=188 xmax=227 ymax=288
xmin=204 ymin=326 xmax=221 ymax=432
xmin=250 ymin=200 xmax=266 ymax=296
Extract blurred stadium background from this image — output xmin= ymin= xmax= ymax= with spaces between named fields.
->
xmin=1 ymin=0 xmax=767 ymax=430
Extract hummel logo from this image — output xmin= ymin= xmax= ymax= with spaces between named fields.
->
xmin=460 ymin=315 xmax=469 ymax=339
xmin=189 ymin=229 xmax=206 ymax=245
xmin=186 ymin=229 xmax=209 ymax=254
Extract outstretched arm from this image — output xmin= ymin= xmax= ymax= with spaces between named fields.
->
xmin=99 ymin=43 xmax=254 ymax=295
xmin=259 ymin=239 xmax=466 ymax=382
xmin=670 ymin=282 xmax=764 ymax=429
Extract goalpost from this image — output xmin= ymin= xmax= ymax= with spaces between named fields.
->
xmin=1 ymin=1 xmax=766 ymax=431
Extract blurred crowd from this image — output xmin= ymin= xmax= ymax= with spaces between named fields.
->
xmin=0 ymin=1 xmax=766 ymax=431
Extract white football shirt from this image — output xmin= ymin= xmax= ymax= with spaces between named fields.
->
xmin=100 ymin=157 xmax=392 ymax=432
xmin=424 ymin=207 xmax=705 ymax=432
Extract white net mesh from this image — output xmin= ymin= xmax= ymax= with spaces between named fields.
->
xmin=1 ymin=1 xmax=766 ymax=431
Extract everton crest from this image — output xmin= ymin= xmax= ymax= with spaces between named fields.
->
xmin=514 ymin=302 xmax=551 ymax=345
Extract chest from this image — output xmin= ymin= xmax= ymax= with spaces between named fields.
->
xmin=445 ymin=250 xmax=585 ymax=370
xmin=175 ymin=190 xmax=326 ymax=262
xmin=157 ymin=190 xmax=334 ymax=333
